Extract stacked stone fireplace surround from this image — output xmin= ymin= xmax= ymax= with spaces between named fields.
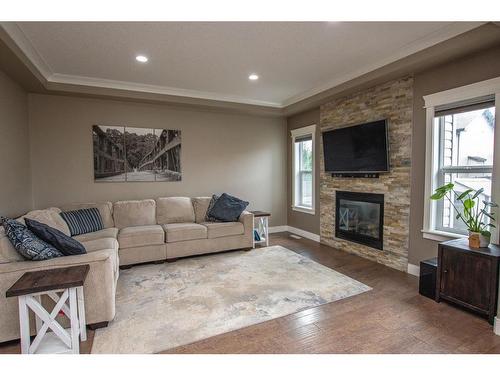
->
xmin=319 ymin=76 xmax=413 ymax=271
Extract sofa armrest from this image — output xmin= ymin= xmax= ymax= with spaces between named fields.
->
xmin=238 ymin=211 xmax=254 ymax=237
xmin=0 ymin=249 xmax=115 ymax=275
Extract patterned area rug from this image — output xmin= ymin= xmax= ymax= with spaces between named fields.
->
xmin=91 ymin=245 xmax=371 ymax=353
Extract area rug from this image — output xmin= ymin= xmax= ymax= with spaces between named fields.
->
xmin=91 ymin=245 xmax=371 ymax=353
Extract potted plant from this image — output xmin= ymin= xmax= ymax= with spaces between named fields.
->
xmin=430 ymin=183 xmax=498 ymax=248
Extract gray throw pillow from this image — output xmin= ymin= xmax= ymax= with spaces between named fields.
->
xmin=1 ymin=217 xmax=64 ymax=261
xmin=206 ymin=193 xmax=249 ymax=222
xmin=205 ymin=194 xmax=220 ymax=222
xmin=25 ymin=218 xmax=86 ymax=256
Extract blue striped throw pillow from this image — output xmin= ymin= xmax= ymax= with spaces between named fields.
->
xmin=60 ymin=208 xmax=104 ymax=236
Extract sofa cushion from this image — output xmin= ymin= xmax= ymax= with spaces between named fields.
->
xmin=113 ymin=199 xmax=156 ymax=229
xmin=0 ymin=227 xmax=24 ymax=263
xmin=25 ymin=218 xmax=86 ymax=256
xmin=156 ymin=197 xmax=195 ymax=224
xmin=206 ymin=193 xmax=249 ymax=222
xmin=192 ymin=197 xmax=212 ymax=223
xmin=163 ymin=223 xmax=207 ymax=243
xmin=60 ymin=208 xmax=104 ymax=236
xmin=60 ymin=202 xmax=114 ymax=229
xmin=2 ymin=218 xmax=64 ymax=261
xmin=203 ymin=221 xmax=245 ymax=239
xmin=118 ymin=225 xmax=165 ymax=249
xmin=17 ymin=207 xmax=71 ymax=236
xmin=73 ymin=227 xmax=119 ymax=243
xmin=81 ymin=238 xmax=119 ymax=253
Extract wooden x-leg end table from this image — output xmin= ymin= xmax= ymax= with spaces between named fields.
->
xmin=6 ymin=265 xmax=89 ymax=354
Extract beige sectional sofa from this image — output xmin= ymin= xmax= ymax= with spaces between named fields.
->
xmin=0 ymin=197 xmax=253 ymax=343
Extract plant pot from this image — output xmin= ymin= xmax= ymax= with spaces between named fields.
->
xmin=468 ymin=232 xmax=491 ymax=248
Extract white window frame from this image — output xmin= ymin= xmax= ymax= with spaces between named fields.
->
xmin=422 ymin=76 xmax=500 ymax=244
xmin=291 ymin=124 xmax=316 ymax=215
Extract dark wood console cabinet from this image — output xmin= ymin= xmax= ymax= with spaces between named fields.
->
xmin=436 ymin=239 xmax=500 ymax=324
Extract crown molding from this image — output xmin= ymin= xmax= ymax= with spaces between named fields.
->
xmin=281 ymin=22 xmax=484 ymax=107
xmin=0 ymin=22 xmax=52 ymax=80
xmin=45 ymin=73 xmax=282 ymax=108
xmin=0 ymin=21 xmax=486 ymax=111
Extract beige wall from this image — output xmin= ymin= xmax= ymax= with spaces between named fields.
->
xmin=408 ymin=46 xmax=500 ymax=265
xmin=286 ymin=108 xmax=320 ymax=234
xmin=0 ymin=69 xmax=32 ymax=217
xmin=28 ymin=94 xmax=287 ymax=226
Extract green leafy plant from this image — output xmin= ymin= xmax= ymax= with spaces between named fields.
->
xmin=430 ymin=183 xmax=498 ymax=237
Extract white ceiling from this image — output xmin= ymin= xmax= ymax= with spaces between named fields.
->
xmin=6 ymin=22 xmax=483 ymax=107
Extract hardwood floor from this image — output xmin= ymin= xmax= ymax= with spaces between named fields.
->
xmin=2 ymin=232 xmax=500 ymax=354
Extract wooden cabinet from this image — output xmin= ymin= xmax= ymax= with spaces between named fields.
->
xmin=436 ymin=239 xmax=500 ymax=324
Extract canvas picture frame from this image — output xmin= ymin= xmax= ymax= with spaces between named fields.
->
xmin=92 ymin=125 xmax=182 ymax=182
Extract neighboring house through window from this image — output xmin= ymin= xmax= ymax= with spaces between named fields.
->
xmin=423 ymin=77 xmax=500 ymax=243
xmin=291 ymin=125 xmax=316 ymax=214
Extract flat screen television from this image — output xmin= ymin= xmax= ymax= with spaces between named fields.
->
xmin=322 ymin=119 xmax=389 ymax=173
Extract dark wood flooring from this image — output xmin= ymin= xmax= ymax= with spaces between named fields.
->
xmin=2 ymin=232 xmax=500 ymax=354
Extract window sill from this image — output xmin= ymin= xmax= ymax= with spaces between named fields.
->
xmin=292 ymin=206 xmax=315 ymax=215
xmin=421 ymin=229 xmax=466 ymax=242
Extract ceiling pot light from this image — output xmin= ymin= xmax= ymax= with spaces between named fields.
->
xmin=136 ymin=55 xmax=148 ymax=63
xmin=248 ymin=74 xmax=259 ymax=81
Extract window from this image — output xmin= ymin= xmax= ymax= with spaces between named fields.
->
xmin=291 ymin=125 xmax=316 ymax=214
xmin=435 ymin=102 xmax=495 ymax=235
xmin=423 ymin=76 xmax=500 ymax=243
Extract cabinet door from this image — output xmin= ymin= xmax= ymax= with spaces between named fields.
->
xmin=440 ymin=248 xmax=491 ymax=312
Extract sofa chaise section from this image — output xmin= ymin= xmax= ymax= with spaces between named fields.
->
xmin=0 ymin=224 xmax=119 ymax=343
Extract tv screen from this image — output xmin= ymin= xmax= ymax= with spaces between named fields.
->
xmin=322 ymin=120 xmax=389 ymax=173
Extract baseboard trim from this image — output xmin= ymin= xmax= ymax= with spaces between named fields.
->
xmin=287 ymin=226 xmax=320 ymax=242
xmin=407 ymin=263 xmax=420 ymax=277
xmin=268 ymin=226 xmax=288 ymax=234
xmin=495 ymin=317 xmax=500 ymax=336
xmin=269 ymin=225 xmax=320 ymax=242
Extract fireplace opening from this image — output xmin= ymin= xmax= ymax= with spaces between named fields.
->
xmin=335 ymin=191 xmax=384 ymax=250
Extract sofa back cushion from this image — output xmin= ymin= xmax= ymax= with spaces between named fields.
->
xmin=16 ymin=207 xmax=70 ymax=236
xmin=191 ymin=197 xmax=213 ymax=223
xmin=60 ymin=202 xmax=114 ymax=229
xmin=113 ymin=199 xmax=156 ymax=229
xmin=156 ymin=197 xmax=195 ymax=224
xmin=0 ymin=227 xmax=24 ymax=264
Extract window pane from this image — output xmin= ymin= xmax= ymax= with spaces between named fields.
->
xmin=300 ymin=140 xmax=313 ymax=171
xmin=438 ymin=106 xmax=495 ymax=167
xmin=437 ymin=172 xmax=492 ymax=234
xmin=300 ymin=171 xmax=312 ymax=207
xmin=434 ymin=104 xmax=495 ymax=235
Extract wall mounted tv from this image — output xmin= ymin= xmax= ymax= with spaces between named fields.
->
xmin=322 ymin=119 xmax=389 ymax=174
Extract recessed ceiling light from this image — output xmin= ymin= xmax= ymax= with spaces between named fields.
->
xmin=136 ymin=55 xmax=148 ymax=63
xmin=248 ymin=74 xmax=259 ymax=81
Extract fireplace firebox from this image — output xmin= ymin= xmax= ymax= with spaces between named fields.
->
xmin=335 ymin=191 xmax=384 ymax=250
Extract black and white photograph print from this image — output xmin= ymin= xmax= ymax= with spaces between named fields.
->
xmin=92 ymin=125 xmax=127 ymax=182
xmin=92 ymin=125 xmax=182 ymax=182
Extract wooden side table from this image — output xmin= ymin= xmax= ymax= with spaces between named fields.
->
xmin=6 ymin=265 xmax=89 ymax=354
xmin=250 ymin=211 xmax=270 ymax=248
xmin=436 ymin=239 xmax=500 ymax=324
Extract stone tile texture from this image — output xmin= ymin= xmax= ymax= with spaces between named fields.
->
xmin=319 ymin=76 xmax=413 ymax=271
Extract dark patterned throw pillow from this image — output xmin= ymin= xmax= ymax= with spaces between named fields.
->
xmin=60 ymin=207 xmax=104 ymax=236
xmin=206 ymin=193 xmax=249 ymax=222
xmin=1 ymin=217 xmax=64 ymax=261
xmin=205 ymin=194 xmax=220 ymax=222
xmin=25 ymin=218 xmax=86 ymax=256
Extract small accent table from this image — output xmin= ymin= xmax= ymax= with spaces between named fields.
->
xmin=6 ymin=265 xmax=89 ymax=354
xmin=250 ymin=210 xmax=270 ymax=248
